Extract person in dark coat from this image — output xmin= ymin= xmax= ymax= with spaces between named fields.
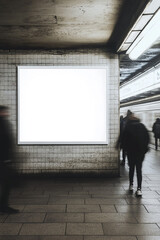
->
xmin=122 ymin=113 xmax=150 ymax=197
xmin=116 ymin=110 xmax=132 ymax=166
xmin=0 ymin=105 xmax=19 ymax=213
xmin=152 ymin=118 xmax=160 ymax=150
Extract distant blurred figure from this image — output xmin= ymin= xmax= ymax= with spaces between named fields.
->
xmin=152 ymin=118 xmax=160 ymax=150
xmin=122 ymin=113 xmax=150 ymax=197
xmin=0 ymin=106 xmax=19 ymax=213
xmin=116 ymin=110 xmax=132 ymax=166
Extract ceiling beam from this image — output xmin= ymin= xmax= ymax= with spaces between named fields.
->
xmin=108 ymin=0 xmax=150 ymax=52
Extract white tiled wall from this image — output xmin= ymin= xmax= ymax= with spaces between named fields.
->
xmin=0 ymin=48 xmax=120 ymax=176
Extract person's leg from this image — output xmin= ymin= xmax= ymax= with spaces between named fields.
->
xmin=0 ymin=180 xmax=19 ymax=213
xmin=155 ymin=137 xmax=158 ymax=150
xmin=0 ymin=180 xmax=10 ymax=210
xmin=136 ymin=160 xmax=143 ymax=190
xmin=128 ymin=154 xmax=135 ymax=187
xmin=135 ymin=154 xmax=144 ymax=197
xmin=122 ymin=149 xmax=126 ymax=163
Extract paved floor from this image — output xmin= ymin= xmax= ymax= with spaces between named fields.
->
xmin=0 ymin=147 xmax=160 ymax=239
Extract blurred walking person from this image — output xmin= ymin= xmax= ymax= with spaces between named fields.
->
xmin=122 ymin=113 xmax=150 ymax=197
xmin=116 ymin=110 xmax=132 ymax=166
xmin=152 ymin=118 xmax=160 ymax=150
xmin=0 ymin=106 xmax=19 ymax=213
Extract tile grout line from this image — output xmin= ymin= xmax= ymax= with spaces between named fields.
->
xmin=99 ymin=204 xmax=102 ymax=213
xmin=114 ymin=204 xmax=118 ymax=213
xmin=3 ymin=214 xmax=9 ymax=223
xmin=156 ymin=222 xmax=160 ymax=229
xmin=101 ymin=222 xmax=105 ymax=236
xmin=43 ymin=212 xmax=47 ymax=223
xmin=143 ymin=204 xmax=149 ymax=213
xmin=65 ymin=222 xmax=67 ymax=236
xmin=17 ymin=223 xmax=23 ymax=235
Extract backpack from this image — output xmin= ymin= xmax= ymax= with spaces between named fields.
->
xmin=132 ymin=123 xmax=149 ymax=154
xmin=123 ymin=121 xmax=149 ymax=154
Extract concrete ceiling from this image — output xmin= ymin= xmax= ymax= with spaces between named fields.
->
xmin=0 ymin=0 xmax=126 ymax=49
xmin=0 ymin=0 xmax=159 ymax=85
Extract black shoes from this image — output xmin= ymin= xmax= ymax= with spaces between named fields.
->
xmin=0 ymin=206 xmax=19 ymax=214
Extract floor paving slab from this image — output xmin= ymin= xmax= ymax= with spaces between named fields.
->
xmin=137 ymin=237 xmax=160 ymax=240
xmin=9 ymin=198 xmax=48 ymax=205
xmin=67 ymin=204 xmax=101 ymax=213
xmin=115 ymin=205 xmax=148 ymax=213
xmin=85 ymin=198 xmax=127 ymax=205
xmin=84 ymin=237 xmax=137 ymax=240
xmin=19 ymin=223 xmax=66 ymax=235
xmin=5 ymin=213 xmax=45 ymax=223
xmin=91 ymin=194 xmax=127 ymax=199
xmin=23 ymin=205 xmax=66 ymax=213
xmin=103 ymin=223 xmax=160 ymax=236
xmin=68 ymin=191 xmax=89 ymax=195
xmin=100 ymin=205 xmax=117 ymax=213
xmin=144 ymin=204 xmax=160 ymax=212
xmin=45 ymin=213 xmax=84 ymax=222
xmin=66 ymin=223 xmax=103 ymax=235
xmin=0 ymin=236 xmax=83 ymax=240
xmin=85 ymin=213 xmax=137 ymax=223
xmin=0 ymin=223 xmax=22 ymax=235
xmin=126 ymin=198 xmax=160 ymax=205
xmin=134 ymin=212 xmax=160 ymax=223
xmin=48 ymin=198 xmax=84 ymax=204
xmin=49 ymin=195 xmax=90 ymax=199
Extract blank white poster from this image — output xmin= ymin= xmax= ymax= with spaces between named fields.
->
xmin=18 ymin=66 xmax=108 ymax=144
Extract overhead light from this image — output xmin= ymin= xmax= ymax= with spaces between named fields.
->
xmin=126 ymin=8 xmax=160 ymax=60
